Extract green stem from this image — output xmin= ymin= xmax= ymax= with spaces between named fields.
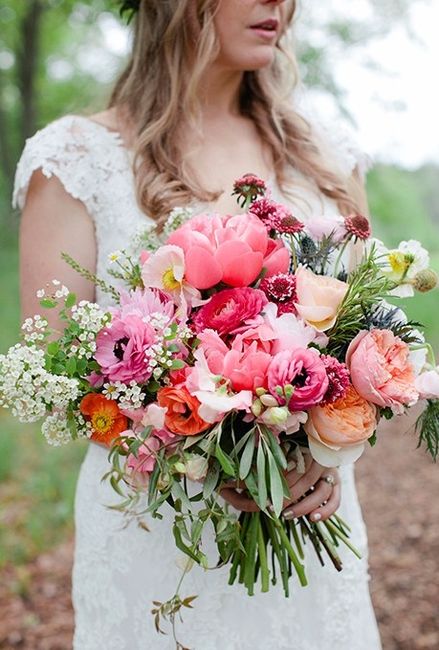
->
xmin=257 ymin=517 xmax=270 ymax=592
xmin=266 ymin=518 xmax=289 ymax=596
xmin=290 ymin=518 xmax=305 ymax=560
xmin=273 ymin=518 xmax=308 ymax=586
xmin=333 ymin=237 xmax=350 ymax=278
xmin=243 ymin=513 xmax=259 ymax=595
xmin=324 ymin=519 xmax=362 ymax=559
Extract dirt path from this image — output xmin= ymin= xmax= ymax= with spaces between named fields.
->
xmin=1 ymin=424 xmax=438 ymax=649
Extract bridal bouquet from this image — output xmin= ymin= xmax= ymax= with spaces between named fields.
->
xmin=1 ymin=175 xmax=439 ymax=643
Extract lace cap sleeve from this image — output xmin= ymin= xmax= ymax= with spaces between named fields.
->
xmin=12 ymin=115 xmax=124 ymax=213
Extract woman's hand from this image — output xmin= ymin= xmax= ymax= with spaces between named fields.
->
xmin=281 ymin=454 xmax=341 ymax=523
xmin=220 ymin=452 xmax=341 ymax=521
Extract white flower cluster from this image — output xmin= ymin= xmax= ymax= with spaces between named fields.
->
xmin=127 ymin=223 xmax=161 ymax=255
xmin=163 ymin=207 xmax=193 ymax=237
xmin=102 ymin=380 xmax=143 ymax=410
xmin=0 ymin=344 xmax=80 ymax=422
xmin=41 ymin=412 xmax=72 ymax=446
xmin=21 ymin=314 xmax=48 ymax=344
xmin=36 ymin=279 xmax=69 ymax=300
xmin=69 ymin=301 xmax=110 ymax=359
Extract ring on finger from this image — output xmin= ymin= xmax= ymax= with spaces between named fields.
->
xmin=322 ymin=474 xmax=336 ymax=486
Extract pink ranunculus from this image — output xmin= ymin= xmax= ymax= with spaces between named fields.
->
xmin=192 ymin=287 xmax=267 ymax=337
xmin=95 ymin=314 xmax=156 ymax=383
xmin=168 ymin=212 xmax=287 ymax=290
xmin=415 ymin=367 xmax=439 ymax=399
xmin=267 ymin=348 xmax=329 ymax=411
xmin=346 ymin=329 xmax=419 ymax=413
xmin=198 ymin=329 xmax=271 ymax=393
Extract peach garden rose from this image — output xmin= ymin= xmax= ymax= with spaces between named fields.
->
xmin=304 ymin=385 xmax=377 ymax=467
xmin=294 ymin=266 xmax=348 ymax=332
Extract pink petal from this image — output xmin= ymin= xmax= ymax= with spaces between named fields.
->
xmin=215 ymin=241 xmax=263 ymax=286
xmin=184 ymin=246 xmax=223 ymax=289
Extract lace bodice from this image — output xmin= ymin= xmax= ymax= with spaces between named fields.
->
xmin=13 ymin=107 xmax=371 ymax=306
xmin=13 ymin=108 xmax=381 ymax=650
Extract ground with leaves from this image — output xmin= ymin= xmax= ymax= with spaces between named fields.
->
xmin=0 ymin=420 xmax=438 ymax=649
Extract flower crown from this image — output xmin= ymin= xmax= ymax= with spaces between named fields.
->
xmin=119 ymin=0 xmax=140 ymax=21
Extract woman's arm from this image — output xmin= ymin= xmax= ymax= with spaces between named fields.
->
xmin=20 ymin=170 xmax=97 ymax=329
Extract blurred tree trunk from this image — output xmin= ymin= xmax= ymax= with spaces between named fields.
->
xmin=17 ymin=0 xmax=44 ymax=144
xmin=0 ymin=75 xmax=14 ymax=188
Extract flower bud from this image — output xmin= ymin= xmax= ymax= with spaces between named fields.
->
xmin=255 ymin=387 xmax=267 ymax=397
xmin=185 ymin=455 xmax=209 ymax=482
xmin=260 ymin=393 xmax=279 ymax=408
xmin=412 ymin=268 xmax=438 ymax=293
xmin=251 ymin=398 xmax=263 ymax=417
xmin=261 ymin=406 xmax=288 ymax=426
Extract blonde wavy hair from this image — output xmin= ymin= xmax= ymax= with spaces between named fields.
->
xmin=109 ymin=0 xmax=361 ymax=222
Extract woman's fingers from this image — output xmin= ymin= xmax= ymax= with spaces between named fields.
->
xmin=220 ymin=487 xmax=260 ymax=512
xmin=285 ymin=461 xmax=325 ymax=503
xmin=282 ymin=478 xmax=333 ymax=520
xmin=309 ymin=481 xmax=341 ymax=522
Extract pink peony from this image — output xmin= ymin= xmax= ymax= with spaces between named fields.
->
xmin=192 ymin=287 xmax=267 ymax=337
xmin=198 ymin=329 xmax=271 ymax=393
xmin=167 ymin=212 xmax=289 ymax=290
xmin=346 ymin=329 xmax=419 ymax=413
xmin=95 ymin=314 xmax=156 ymax=383
xmin=267 ymin=348 xmax=329 ymax=411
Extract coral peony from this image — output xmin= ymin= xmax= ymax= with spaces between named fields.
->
xmin=346 ymin=329 xmax=419 ymax=413
xmin=305 ymin=385 xmax=377 ymax=466
xmin=157 ymin=386 xmax=210 ymax=435
xmin=80 ymin=393 xmax=128 ymax=445
xmin=167 ymin=212 xmax=288 ymax=290
xmin=198 ymin=329 xmax=272 ymax=393
xmin=267 ymin=348 xmax=329 ymax=411
xmin=192 ymin=287 xmax=267 ymax=337
xmin=294 ymin=266 xmax=348 ymax=331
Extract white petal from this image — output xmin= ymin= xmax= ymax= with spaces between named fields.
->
xmin=308 ymin=436 xmax=366 ymax=467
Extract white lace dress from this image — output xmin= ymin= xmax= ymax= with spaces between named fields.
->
xmin=13 ymin=113 xmax=382 ymax=650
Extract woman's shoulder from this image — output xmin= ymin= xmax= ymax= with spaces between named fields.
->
xmin=13 ymin=113 xmax=127 ymax=211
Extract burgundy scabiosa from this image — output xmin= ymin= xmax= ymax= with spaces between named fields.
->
xmin=259 ymin=273 xmax=297 ymax=314
xmin=232 ymin=174 xmax=267 ymax=207
xmin=192 ymin=287 xmax=268 ymax=337
xmin=344 ymin=214 xmax=371 ymax=240
xmin=320 ymin=355 xmax=351 ymax=405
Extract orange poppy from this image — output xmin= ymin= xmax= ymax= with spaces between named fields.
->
xmin=157 ymin=387 xmax=210 ymax=436
xmin=80 ymin=393 xmax=128 ymax=446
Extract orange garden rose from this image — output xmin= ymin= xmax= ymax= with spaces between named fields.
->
xmin=304 ymin=385 xmax=377 ymax=466
xmin=157 ymin=386 xmax=210 ymax=436
xmin=80 ymin=393 xmax=128 ymax=445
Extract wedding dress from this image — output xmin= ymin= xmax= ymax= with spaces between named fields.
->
xmin=13 ymin=108 xmax=383 ymax=650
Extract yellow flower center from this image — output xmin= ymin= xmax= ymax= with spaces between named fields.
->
xmin=388 ymin=251 xmax=411 ymax=276
xmin=91 ymin=412 xmax=115 ymax=434
xmin=162 ymin=268 xmax=181 ymax=291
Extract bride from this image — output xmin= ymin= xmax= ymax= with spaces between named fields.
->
xmin=15 ymin=0 xmax=383 ymax=648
